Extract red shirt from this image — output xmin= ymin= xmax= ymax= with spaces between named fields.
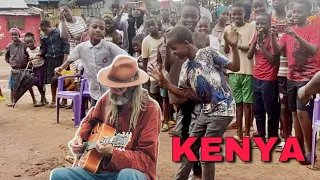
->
xmin=251 ymin=34 xmax=279 ymax=81
xmin=279 ymin=25 xmax=320 ymax=81
xmin=78 ymin=92 xmax=161 ymax=180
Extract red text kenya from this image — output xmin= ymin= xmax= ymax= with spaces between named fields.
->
xmin=172 ymin=137 xmax=305 ymax=162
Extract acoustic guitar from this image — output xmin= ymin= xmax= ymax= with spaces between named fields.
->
xmin=72 ymin=123 xmax=132 ymax=173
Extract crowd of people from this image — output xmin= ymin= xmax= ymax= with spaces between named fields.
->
xmin=2 ymin=0 xmax=320 ymax=179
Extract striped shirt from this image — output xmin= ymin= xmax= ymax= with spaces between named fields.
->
xmin=277 ymin=33 xmax=288 ymax=77
xmin=59 ymin=16 xmax=86 ymax=52
xmin=59 ymin=16 xmax=86 ymax=71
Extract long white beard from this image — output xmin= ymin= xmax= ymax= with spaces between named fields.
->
xmin=110 ymin=87 xmax=135 ymax=106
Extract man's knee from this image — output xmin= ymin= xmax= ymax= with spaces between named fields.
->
xmin=50 ymin=168 xmax=69 ymax=180
xmin=117 ymin=169 xmax=147 ymax=180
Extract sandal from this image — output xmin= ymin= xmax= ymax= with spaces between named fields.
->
xmin=65 ymin=105 xmax=73 ymax=109
xmin=161 ymin=124 xmax=169 ymax=132
xmin=233 ymin=135 xmax=242 ymax=143
xmin=6 ymin=103 xmax=14 ymax=107
xmin=47 ymin=102 xmax=56 ymax=108
xmin=275 ymin=142 xmax=285 ymax=152
xmin=34 ymin=102 xmax=44 ymax=107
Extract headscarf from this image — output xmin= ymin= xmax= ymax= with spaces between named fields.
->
xmin=9 ymin=28 xmax=21 ymax=37
xmin=216 ymin=6 xmax=228 ymax=19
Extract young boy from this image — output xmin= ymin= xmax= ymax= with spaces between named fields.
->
xmin=271 ymin=0 xmax=292 ymax=150
xmin=5 ymin=28 xmax=37 ymax=107
xmin=103 ymin=14 xmax=122 ymax=47
xmin=271 ymin=0 xmax=320 ymax=164
xmin=221 ymin=2 xmax=256 ymax=142
xmin=247 ymin=13 xmax=280 ymax=142
xmin=55 ymin=16 xmax=128 ymax=107
xmin=197 ymin=16 xmax=220 ymax=50
xmin=141 ymin=16 xmax=164 ymax=100
xmin=39 ymin=20 xmax=70 ymax=108
xmin=132 ymin=35 xmax=144 ymax=69
xmin=150 ymin=25 xmax=240 ymax=180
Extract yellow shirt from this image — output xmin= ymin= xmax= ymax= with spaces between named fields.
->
xmin=221 ymin=23 xmax=256 ymax=75
xmin=61 ymin=69 xmax=76 ymax=91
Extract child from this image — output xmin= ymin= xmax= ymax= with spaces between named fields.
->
xmin=197 ymin=16 xmax=220 ymax=50
xmin=55 ymin=16 xmax=127 ymax=107
xmin=24 ymin=32 xmax=48 ymax=107
xmin=271 ymin=0 xmax=320 ymax=164
xmin=5 ymin=28 xmax=37 ymax=107
xmin=271 ymin=0 xmax=293 ymax=150
xmin=141 ymin=16 xmax=164 ymax=100
xmin=131 ymin=35 xmax=144 ymax=69
xmin=157 ymin=26 xmax=173 ymax=132
xmin=39 ymin=20 xmax=70 ymax=108
xmin=247 ymin=13 xmax=280 ymax=142
xmin=102 ymin=14 xmax=122 ymax=47
xmin=150 ymin=25 xmax=240 ymax=180
xmin=221 ymin=2 xmax=256 ymax=142
xmin=212 ymin=6 xmax=229 ymax=43
xmin=252 ymin=0 xmax=269 ymax=17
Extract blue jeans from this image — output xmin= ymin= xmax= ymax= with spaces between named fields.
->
xmin=50 ymin=167 xmax=147 ymax=180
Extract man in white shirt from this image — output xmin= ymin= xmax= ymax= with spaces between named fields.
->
xmin=188 ymin=0 xmax=213 ymax=22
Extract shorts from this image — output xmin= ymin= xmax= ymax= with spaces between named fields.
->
xmin=150 ymin=81 xmax=159 ymax=94
xmin=160 ymin=88 xmax=168 ymax=97
xmin=287 ymin=80 xmax=314 ymax=113
xmin=278 ymin=76 xmax=288 ymax=104
xmin=229 ymin=74 xmax=253 ymax=104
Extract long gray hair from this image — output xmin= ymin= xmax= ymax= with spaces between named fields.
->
xmin=105 ymin=85 xmax=154 ymax=129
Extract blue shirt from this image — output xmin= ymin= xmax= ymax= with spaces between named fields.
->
xmin=178 ymin=47 xmax=235 ymax=117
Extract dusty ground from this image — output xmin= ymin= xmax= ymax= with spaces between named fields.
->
xmin=0 ymin=57 xmax=320 ymax=180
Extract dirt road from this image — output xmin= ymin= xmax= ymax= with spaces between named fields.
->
xmin=0 ymin=57 xmax=319 ymax=180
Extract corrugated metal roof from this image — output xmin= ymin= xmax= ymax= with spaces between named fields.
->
xmin=0 ymin=7 xmax=41 ymax=16
xmin=25 ymin=0 xmax=39 ymax=5
xmin=0 ymin=0 xmax=28 ymax=9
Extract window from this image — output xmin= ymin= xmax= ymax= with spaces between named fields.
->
xmin=7 ymin=17 xmax=25 ymax=30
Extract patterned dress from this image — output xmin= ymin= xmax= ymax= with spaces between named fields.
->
xmin=178 ymin=47 xmax=235 ymax=117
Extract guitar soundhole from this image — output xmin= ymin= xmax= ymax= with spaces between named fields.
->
xmin=91 ymin=132 xmax=95 ymax=134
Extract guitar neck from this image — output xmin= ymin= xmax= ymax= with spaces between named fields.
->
xmin=83 ymin=138 xmax=114 ymax=151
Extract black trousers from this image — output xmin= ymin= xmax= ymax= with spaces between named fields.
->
xmin=253 ymin=78 xmax=280 ymax=138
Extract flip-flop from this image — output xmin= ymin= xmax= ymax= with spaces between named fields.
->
xmin=275 ymin=142 xmax=285 ymax=152
xmin=46 ymin=102 xmax=56 ymax=108
xmin=161 ymin=124 xmax=169 ymax=132
xmin=34 ymin=102 xmax=44 ymax=107
xmin=6 ymin=103 xmax=14 ymax=107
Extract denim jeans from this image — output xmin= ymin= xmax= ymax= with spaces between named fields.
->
xmin=50 ymin=167 xmax=147 ymax=180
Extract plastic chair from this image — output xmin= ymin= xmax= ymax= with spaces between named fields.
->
xmin=80 ymin=78 xmax=91 ymax=118
xmin=56 ymin=75 xmax=82 ymax=127
xmin=311 ymin=98 xmax=320 ymax=168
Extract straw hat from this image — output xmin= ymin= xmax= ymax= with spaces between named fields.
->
xmin=98 ymin=55 xmax=149 ymax=88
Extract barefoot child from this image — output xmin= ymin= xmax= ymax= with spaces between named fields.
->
xmin=102 ymin=14 xmax=122 ymax=47
xmin=141 ymin=16 xmax=164 ymax=101
xmin=131 ymin=35 xmax=144 ymax=69
xmin=271 ymin=0 xmax=320 ymax=164
xmin=24 ymin=32 xmax=48 ymax=107
xmin=5 ymin=28 xmax=37 ymax=107
xmin=39 ymin=20 xmax=70 ymax=108
xmin=150 ymin=25 xmax=240 ymax=180
xmin=221 ymin=2 xmax=256 ymax=142
xmin=197 ymin=16 xmax=220 ymax=50
xmin=55 ymin=16 xmax=127 ymax=107
xmin=247 ymin=13 xmax=280 ymax=142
